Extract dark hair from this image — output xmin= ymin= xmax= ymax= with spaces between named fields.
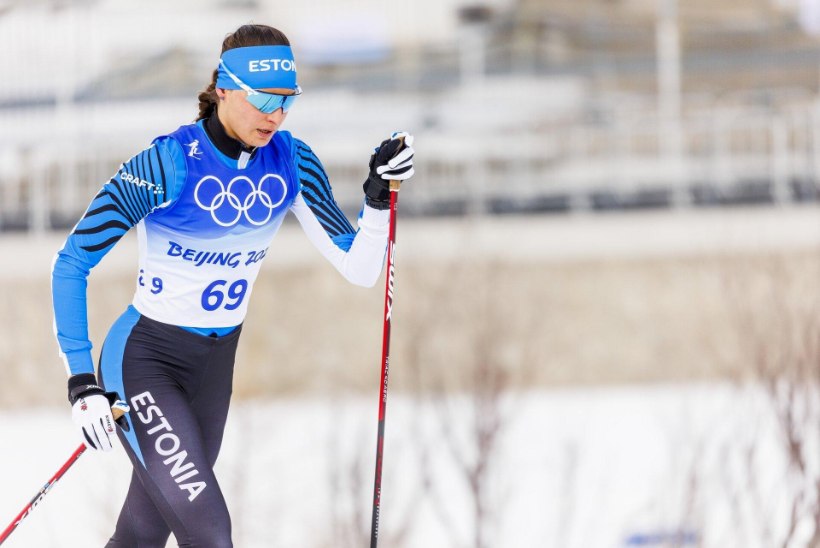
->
xmin=196 ymin=24 xmax=291 ymax=121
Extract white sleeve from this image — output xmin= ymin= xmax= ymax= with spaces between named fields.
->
xmin=290 ymin=193 xmax=389 ymax=287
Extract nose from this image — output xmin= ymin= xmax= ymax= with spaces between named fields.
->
xmin=265 ymin=108 xmax=287 ymax=124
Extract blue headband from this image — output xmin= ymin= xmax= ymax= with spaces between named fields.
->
xmin=216 ymin=45 xmax=298 ymax=91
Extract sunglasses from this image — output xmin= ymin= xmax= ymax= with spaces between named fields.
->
xmin=219 ymin=60 xmax=301 ymax=114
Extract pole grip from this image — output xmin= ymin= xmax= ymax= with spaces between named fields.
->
xmin=388 ymin=134 xmax=406 ymax=193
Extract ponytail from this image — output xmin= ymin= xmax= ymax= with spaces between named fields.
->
xmin=195 ymin=24 xmax=291 ymax=121
xmin=196 ymin=69 xmax=219 ymax=122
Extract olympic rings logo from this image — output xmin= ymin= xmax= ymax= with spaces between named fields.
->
xmin=194 ymin=174 xmax=288 ymax=227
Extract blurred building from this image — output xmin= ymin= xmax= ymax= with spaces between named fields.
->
xmin=2 ymin=0 xmax=820 ymax=231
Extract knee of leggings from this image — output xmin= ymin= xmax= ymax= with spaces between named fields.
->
xmin=107 ymin=529 xmax=170 ymax=548
xmin=178 ymin=526 xmax=232 ymax=548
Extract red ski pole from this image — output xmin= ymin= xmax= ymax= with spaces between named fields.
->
xmin=0 ymin=445 xmax=87 ymax=545
xmin=0 ymin=405 xmax=126 ymax=545
xmin=369 ymin=177 xmax=402 ymax=548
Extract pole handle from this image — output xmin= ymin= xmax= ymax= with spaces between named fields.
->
xmin=112 ymin=405 xmax=126 ymax=420
xmin=388 ymin=134 xmax=406 ymax=193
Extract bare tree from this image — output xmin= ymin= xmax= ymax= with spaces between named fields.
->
xmin=399 ymin=254 xmax=540 ymax=548
xmin=322 ymin=392 xmax=422 ymax=548
xmin=720 ymin=253 xmax=820 ymax=547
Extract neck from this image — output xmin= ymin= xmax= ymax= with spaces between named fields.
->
xmin=205 ymin=109 xmax=256 ymax=160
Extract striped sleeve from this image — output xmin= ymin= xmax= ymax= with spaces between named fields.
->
xmin=72 ymin=140 xmax=178 ymax=254
xmin=52 ymin=137 xmax=186 ymax=376
xmin=294 ymin=138 xmax=356 ymax=250
xmin=289 ymin=137 xmax=390 ymax=288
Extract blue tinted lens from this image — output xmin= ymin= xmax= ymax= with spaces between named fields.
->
xmin=246 ymin=92 xmax=297 ymax=114
xmin=281 ymin=94 xmax=297 ymax=112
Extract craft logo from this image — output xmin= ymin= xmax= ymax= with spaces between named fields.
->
xmin=120 ymin=171 xmax=161 ymax=192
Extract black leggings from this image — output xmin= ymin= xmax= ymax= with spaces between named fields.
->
xmin=99 ymin=307 xmax=241 ymax=547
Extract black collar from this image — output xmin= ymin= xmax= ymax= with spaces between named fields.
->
xmin=204 ymin=111 xmax=257 ymax=161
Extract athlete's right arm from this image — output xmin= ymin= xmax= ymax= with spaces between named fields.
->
xmin=52 ymin=137 xmax=186 ymax=378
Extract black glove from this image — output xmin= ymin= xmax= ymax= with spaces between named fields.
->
xmin=362 ymin=131 xmax=415 ymax=210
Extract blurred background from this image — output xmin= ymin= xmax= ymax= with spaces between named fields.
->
xmin=1 ymin=0 xmax=820 ymax=546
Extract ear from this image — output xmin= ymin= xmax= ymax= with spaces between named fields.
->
xmin=215 ymin=88 xmax=227 ymax=101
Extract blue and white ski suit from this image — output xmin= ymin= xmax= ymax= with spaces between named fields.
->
xmin=52 ymin=114 xmax=389 ymax=546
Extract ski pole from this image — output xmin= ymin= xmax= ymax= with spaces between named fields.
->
xmin=370 ymin=175 xmax=402 ymax=548
xmin=0 ymin=404 xmax=127 ymax=545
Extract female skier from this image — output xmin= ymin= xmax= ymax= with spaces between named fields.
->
xmin=51 ymin=23 xmax=414 ymax=547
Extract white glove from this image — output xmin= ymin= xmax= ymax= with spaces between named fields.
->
xmin=72 ymin=393 xmax=117 ymax=451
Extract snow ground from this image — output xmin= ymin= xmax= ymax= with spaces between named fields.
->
xmin=0 ymin=383 xmax=815 ymax=547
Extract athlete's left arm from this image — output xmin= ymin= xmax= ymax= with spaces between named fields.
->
xmin=289 ymin=138 xmax=391 ymax=288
